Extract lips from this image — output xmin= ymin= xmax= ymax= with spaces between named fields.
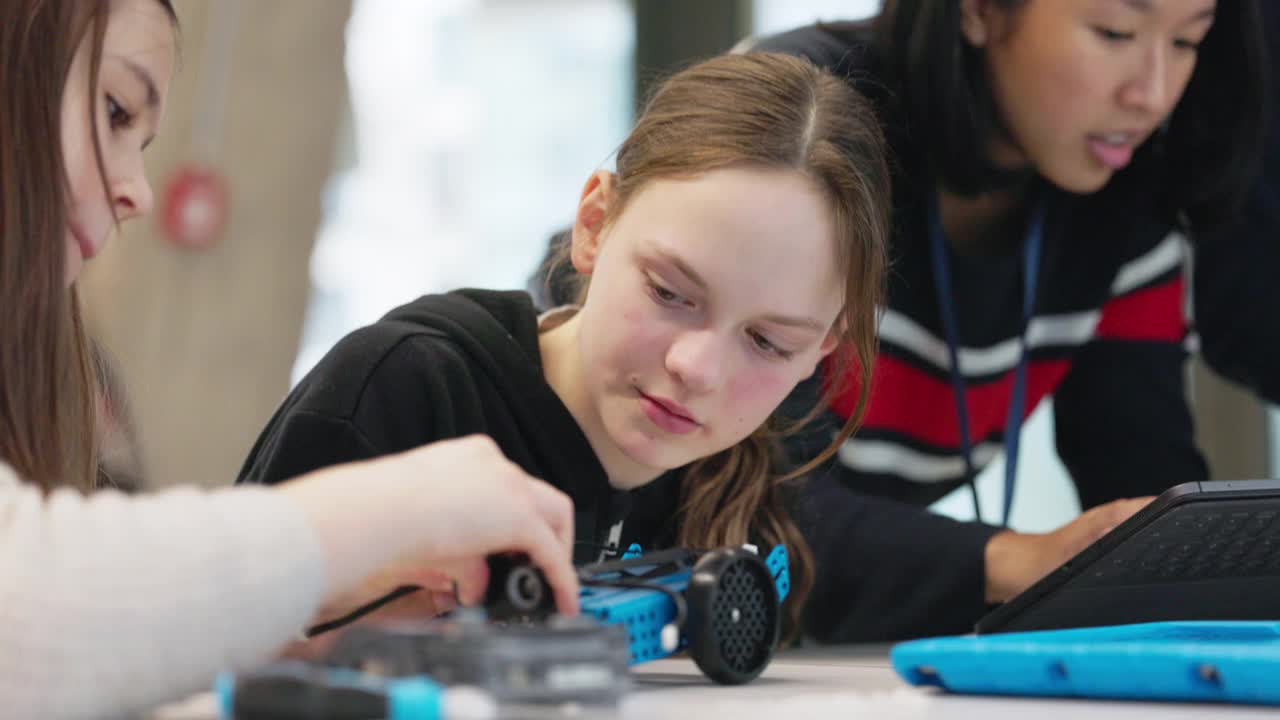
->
xmin=637 ymin=390 xmax=701 ymax=435
xmin=1086 ymin=130 xmax=1145 ymax=170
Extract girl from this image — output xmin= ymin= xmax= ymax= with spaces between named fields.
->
xmin=745 ymin=0 xmax=1268 ymax=640
xmin=0 ymin=1 xmax=579 ymax=716
xmin=239 ymin=51 xmax=892 ymax=638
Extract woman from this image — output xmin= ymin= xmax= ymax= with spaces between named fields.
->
xmin=0 ymin=1 xmax=578 ymax=716
xmin=745 ymin=0 xmax=1268 ymax=640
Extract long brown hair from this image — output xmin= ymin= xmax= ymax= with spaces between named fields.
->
xmin=0 ymin=0 xmax=174 ymax=492
xmin=572 ymin=52 xmax=891 ymax=634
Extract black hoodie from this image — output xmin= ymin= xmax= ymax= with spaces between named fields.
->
xmin=236 ymin=289 xmax=668 ymax=563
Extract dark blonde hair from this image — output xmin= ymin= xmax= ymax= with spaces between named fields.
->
xmin=571 ymin=52 xmax=891 ymax=634
xmin=0 ymin=0 xmax=175 ymax=492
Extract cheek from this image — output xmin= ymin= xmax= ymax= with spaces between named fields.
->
xmin=1037 ymin=63 xmax=1103 ymax=133
xmin=994 ymin=40 xmax=1103 ymax=149
xmin=60 ymin=107 xmax=111 ymax=219
xmin=589 ymin=289 xmax=669 ymax=370
xmin=61 ymin=110 xmax=89 ymax=196
xmin=722 ymin=367 xmax=792 ymax=432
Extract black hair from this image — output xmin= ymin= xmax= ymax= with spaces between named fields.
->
xmin=872 ymin=0 xmax=1269 ymax=229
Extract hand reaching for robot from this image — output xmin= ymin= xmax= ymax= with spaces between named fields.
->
xmin=279 ymin=436 xmax=581 ymax=649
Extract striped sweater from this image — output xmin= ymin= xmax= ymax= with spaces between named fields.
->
xmin=831 ymin=220 xmax=1191 ymax=504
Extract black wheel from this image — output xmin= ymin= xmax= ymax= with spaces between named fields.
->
xmin=484 ymin=554 xmax=554 ymax=622
xmin=685 ymin=548 xmax=781 ymax=684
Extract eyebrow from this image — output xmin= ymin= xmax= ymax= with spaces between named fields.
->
xmin=649 ymin=248 xmax=828 ymax=333
xmin=122 ymin=59 xmax=160 ymax=110
xmin=759 ymin=313 xmax=828 ymax=333
xmin=1119 ymin=0 xmax=1215 ymax=22
xmin=653 ymin=249 xmax=709 ymax=292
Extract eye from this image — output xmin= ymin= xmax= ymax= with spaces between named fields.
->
xmin=1172 ymin=37 xmax=1202 ymax=52
xmin=747 ymin=329 xmax=794 ymax=360
xmin=646 ymin=277 xmax=691 ymax=308
xmin=106 ymin=95 xmax=134 ymax=131
xmin=1092 ymin=26 xmax=1135 ymax=43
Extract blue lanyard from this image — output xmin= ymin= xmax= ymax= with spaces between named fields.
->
xmin=928 ymin=196 xmax=1044 ymax=527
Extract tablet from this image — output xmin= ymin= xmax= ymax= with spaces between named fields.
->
xmin=976 ymin=479 xmax=1280 ymax=635
xmin=892 ymin=620 xmax=1280 ymax=705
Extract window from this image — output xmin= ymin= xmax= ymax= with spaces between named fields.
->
xmin=295 ymin=0 xmax=633 ymax=381
xmin=753 ymin=0 xmax=881 ymax=34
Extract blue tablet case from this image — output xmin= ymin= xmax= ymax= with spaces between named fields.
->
xmin=891 ymin=621 xmax=1280 ymax=705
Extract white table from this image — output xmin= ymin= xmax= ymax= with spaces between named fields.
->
xmin=151 ymin=646 xmax=1280 ymax=719
xmin=624 ymin=646 xmax=1278 ymax=720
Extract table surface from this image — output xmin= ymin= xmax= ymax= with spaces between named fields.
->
xmin=150 ymin=645 xmax=1280 ymax=719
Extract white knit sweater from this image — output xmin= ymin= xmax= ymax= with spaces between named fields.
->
xmin=0 ymin=462 xmax=327 ymax=719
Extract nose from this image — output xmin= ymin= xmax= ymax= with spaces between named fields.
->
xmin=111 ymin=154 xmax=154 ymax=222
xmin=1118 ymin=43 xmax=1176 ymax=118
xmin=665 ymin=328 xmax=722 ymax=394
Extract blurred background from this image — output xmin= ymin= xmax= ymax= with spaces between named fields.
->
xmin=79 ymin=0 xmax=1276 ymax=533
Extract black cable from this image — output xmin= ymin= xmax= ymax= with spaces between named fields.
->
xmin=305 ymin=585 xmax=423 ymax=638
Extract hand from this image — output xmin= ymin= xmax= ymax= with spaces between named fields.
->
xmin=983 ymin=496 xmax=1153 ymax=603
xmin=282 ymin=435 xmax=580 ymax=618
xmin=386 ymin=436 xmax=579 ymax=613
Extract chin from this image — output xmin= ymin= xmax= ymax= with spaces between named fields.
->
xmin=609 ymin=425 xmax=684 ymax=476
xmin=619 ymin=436 xmax=679 ymax=474
xmin=1055 ymin=175 xmax=1111 ymax=196
xmin=1047 ymin=164 xmax=1116 ymax=196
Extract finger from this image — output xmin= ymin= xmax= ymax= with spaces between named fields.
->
xmin=429 ymin=590 xmax=458 ymax=614
xmin=450 ymin=557 xmax=490 ymax=606
xmin=1100 ymin=497 xmax=1153 ymax=527
xmin=1128 ymin=497 xmax=1156 ymax=514
xmin=526 ymin=479 xmax=576 ymax=556
xmin=1055 ymin=513 xmax=1111 ymax=555
xmin=400 ymin=567 xmax=456 ymax=593
xmin=517 ymin=520 xmax=581 ymax=616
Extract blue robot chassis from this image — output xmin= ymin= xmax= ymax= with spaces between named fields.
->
xmin=495 ymin=543 xmax=792 ymax=684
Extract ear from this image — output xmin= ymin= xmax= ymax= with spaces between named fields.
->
xmin=570 ymin=169 xmax=616 ymax=276
xmin=959 ymin=0 xmax=993 ymax=48
xmin=818 ymin=333 xmax=840 ymax=358
xmin=799 ymin=329 xmax=842 ymax=378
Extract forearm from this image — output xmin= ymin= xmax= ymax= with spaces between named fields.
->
xmin=795 ymin=475 xmax=1002 ymax=642
xmin=0 ymin=476 xmax=326 ymax=719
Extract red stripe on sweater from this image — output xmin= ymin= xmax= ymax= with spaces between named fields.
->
xmin=828 ymin=355 xmax=1072 ymax=448
xmin=825 ymin=276 xmax=1183 ymax=447
xmin=1095 ymin=277 xmax=1186 ymax=342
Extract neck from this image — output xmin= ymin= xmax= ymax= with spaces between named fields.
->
xmin=936 ymin=181 xmax=1032 ymax=256
xmin=935 ymin=130 xmax=1039 ymax=255
xmin=538 ymin=312 xmax=661 ymax=490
